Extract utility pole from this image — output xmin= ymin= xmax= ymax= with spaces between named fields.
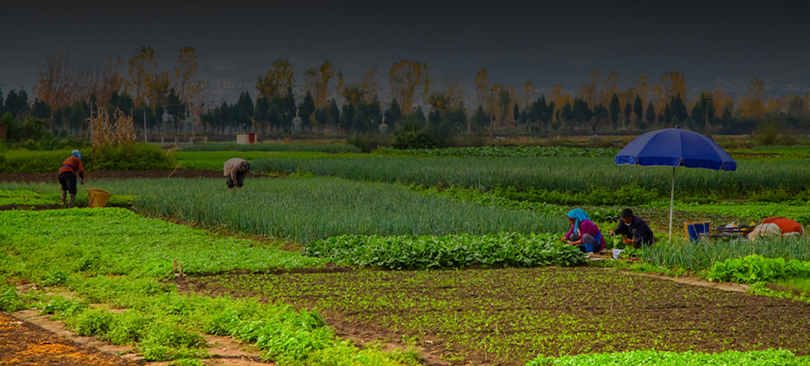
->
xmin=703 ymin=95 xmax=713 ymax=138
xmin=489 ymin=88 xmax=494 ymax=140
xmin=144 ymin=109 xmax=148 ymax=143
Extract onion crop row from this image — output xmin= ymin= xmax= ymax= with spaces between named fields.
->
xmin=251 ymin=156 xmax=810 ymax=196
xmin=129 ymin=177 xmax=567 ymax=243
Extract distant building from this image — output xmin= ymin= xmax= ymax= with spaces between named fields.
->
xmin=236 ymin=132 xmax=256 ymax=144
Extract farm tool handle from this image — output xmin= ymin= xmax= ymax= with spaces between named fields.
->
xmin=167 ymin=162 xmax=182 ymax=178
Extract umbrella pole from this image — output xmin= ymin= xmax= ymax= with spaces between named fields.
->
xmin=669 ymin=166 xmax=676 ymax=242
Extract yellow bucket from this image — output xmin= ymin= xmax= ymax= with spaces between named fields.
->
xmin=87 ymin=189 xmax=112 ymax=208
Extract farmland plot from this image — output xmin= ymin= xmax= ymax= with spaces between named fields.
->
xmin=184 ymin=267 xmax=810 ymax=365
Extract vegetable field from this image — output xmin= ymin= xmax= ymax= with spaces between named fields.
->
xmin=187 ymin=267 xmax=810 ymax=365
xmin=3 ymin=143 xmax=810 ymax=366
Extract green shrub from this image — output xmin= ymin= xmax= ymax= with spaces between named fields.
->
xmin=392 ymin=128 xmax=441 ymax=149
xmin=347 ymin=133 xmax=391 ymax=153
xmin=65 ymin=307 xmax=116 ymax=337
xmin=93 ymin=143 xmax=175 ymax=170
xmin=38 ymin=297 xmax=88 ymax=317
xmin=140 ymin=320 xmax=208 ymax=361
xmin=39 ymin=268 xmax=70 ymax=287
xmin=0 ymin=144 xmax=175 ymax=173
xmin=106 ymin=311 xmax=153 ymax=344
xmin=0 ymin=287 xmax=23 ymax=312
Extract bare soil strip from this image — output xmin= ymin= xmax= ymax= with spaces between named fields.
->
xmin=618 ymin=269 xmax=751 ymax=292
xmin=0 ymin=311 xmax=140 ymax=366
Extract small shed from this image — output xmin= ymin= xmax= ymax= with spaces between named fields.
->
xmin=236 ymin=132 xmax=256 ymax=144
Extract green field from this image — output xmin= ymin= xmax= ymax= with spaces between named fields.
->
xmin=174 ymin=150 xmax=349 ymax=170
xmin=250 ymin=156 xmax=810 ymax=199
xmin=3 ymin=143 xmax=810 ymax=365
xmin=191 ymin=267 xmax=810 ymax=365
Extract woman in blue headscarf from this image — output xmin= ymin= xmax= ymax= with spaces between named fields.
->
xmin=560 ymin=208 xmax=603 ymax=253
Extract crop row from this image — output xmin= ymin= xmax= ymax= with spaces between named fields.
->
xmin=250 ymin=156 xmax=810 ymax=198
xmin=174 ymin=150 xmax=342 ymax=170
xmin=0 ymin=189 xmax=132 ymax=208
xmin=641 ymin=236 xmax=810 ymax=272
xmin=304 ymin=233 xmax=585 ymax=270
xmin=377 ymin=146 xmax=619 ymax=158
xmin=181 ymin=141 xmax=361 ymax=153
xmin=708 ymin=255 xmax=810 ymax=284
xmin=527 ymin=349 xmax=810 ymax=366
xmin=105 ymin=177 xmax=567 ymax=243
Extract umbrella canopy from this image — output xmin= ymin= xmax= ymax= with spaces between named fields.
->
xmin=615 ymin=128 xmax=737 ymax=171
xmin=614 ymin=128 xmax=737 ymax=241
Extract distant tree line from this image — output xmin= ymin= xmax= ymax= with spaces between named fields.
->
xmin=3 ymin=47 xmax=810 ymax=148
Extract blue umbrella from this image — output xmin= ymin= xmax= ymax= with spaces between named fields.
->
xmin=614 ymin=128 xmax=736 ymax=241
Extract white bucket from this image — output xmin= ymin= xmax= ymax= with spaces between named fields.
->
xmin=612 ymin=249 xmax=623 ymax=259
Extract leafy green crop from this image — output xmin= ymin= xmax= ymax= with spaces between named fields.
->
xmin=305 ymin=233 xmax=585 ymax=270
xmin=181 ymin=142 xmax=361 ymax=153
xmin=0 ymin=189 xmax=59 ymax=205
xmin=0 ymin=209 xmax=416 ymax=366
xmin=376 ymin=146 xmax=619 ymax=158
xmin=708 ymin=255 xmax=810 ymax=284
xmin=527 ymin=349 xmax=810 ymax=366
xmin=0 ymin=208 xmax=326 ymax=279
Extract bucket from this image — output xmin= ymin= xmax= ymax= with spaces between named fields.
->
xmin=87 ymin=189 xmax=112 ymax=208
xmin=612 ymin=248 xmax=624 ymax=259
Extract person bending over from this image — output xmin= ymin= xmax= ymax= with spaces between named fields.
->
xmin=223 ymin=158 xmax=251 ymax=191
xmin=609 ymin=208 xmax=655 ymax=248
xmin=58 ymin=150 xmax=85 ymax=208
xmin=560 ymin=208 xmax=603 ymax=253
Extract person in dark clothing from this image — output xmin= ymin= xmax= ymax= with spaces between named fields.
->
xmin=609 ymin=208 xmax=655 ymax=248
xmin=58 ymin=150 xmax=85 ymax=208
xmin=223 ymin=158 xmax=251 ymax=191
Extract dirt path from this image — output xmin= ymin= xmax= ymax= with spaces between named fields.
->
xmin=0 ymin=311 xmax=140 ymax=366
xmin=5 ymin=309 xmax=273 ymax=366
xmin=619 ymin=270 xmax=750 ymax=292
xmin=0 ymin=169 xmax=249 ymax=183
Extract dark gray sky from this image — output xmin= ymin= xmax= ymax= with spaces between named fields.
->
xmin=2 ymin=0 xmax=809 ymax=104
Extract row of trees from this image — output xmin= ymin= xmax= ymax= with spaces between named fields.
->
xmin=7 ymin=47 xmax=810 ymax=140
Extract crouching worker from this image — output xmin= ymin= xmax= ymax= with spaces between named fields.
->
xmin=58 ymin=150 xmax=85 ymax=208
xmin=609 ymin=208 xmax=655 ymax=248
xmin=560 ymin=208 xmax=604 ymax=253
xmin=224 ymin=158 xmax=251 ymax=191
xmin=748 ymin=217 xmax=804 ymax=242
